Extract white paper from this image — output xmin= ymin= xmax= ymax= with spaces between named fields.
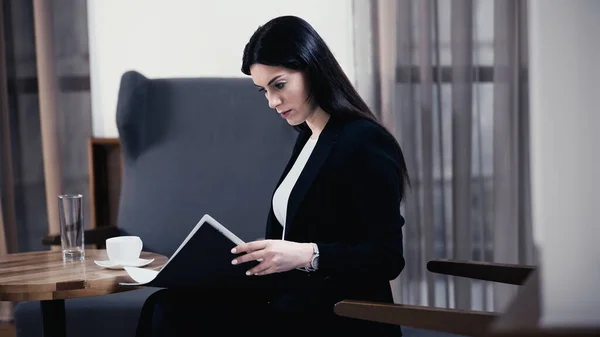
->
xmin=120 ymin=267 xmax=159 ymax=286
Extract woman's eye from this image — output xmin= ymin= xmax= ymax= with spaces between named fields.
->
xmin=274 ymin=82 xmax=286 ymax=89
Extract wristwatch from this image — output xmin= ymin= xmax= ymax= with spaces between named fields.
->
xmin=307 ymin=243 xmax=319 ymax=271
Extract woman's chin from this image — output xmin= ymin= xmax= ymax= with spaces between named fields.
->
xmin=286 ymin=118 xmax=303 ymax=126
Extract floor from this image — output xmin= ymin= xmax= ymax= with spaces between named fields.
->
xmin=0 ymin=321 xmax=472 ymax=337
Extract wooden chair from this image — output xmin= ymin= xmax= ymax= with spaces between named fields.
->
xmin=334 ymin=259 xmax=535 ymax=337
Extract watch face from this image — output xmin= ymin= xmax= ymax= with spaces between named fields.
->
xmin=313 ymin=255 xmax=320 ymax=268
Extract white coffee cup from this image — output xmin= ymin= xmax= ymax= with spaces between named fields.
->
xmin=105 ymin=236 xmax=143 ymax=264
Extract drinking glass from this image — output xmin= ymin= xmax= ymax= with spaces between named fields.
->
xmin=58 ymin=194 xmax=85 ymax=261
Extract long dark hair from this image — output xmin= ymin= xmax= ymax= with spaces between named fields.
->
xmin=241 ymin=15 xmax=410 ymax=200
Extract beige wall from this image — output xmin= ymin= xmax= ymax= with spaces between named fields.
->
xmin=528 ymin=0 xmax=600 ymax=327
xmin=87 ymin=0 xmax=356 ymax=137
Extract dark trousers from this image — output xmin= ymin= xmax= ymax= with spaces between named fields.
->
xmin=136 ymin=288 xmax=275 ymax=337
xmin=135 ymin=287 xmax=403 ymax=337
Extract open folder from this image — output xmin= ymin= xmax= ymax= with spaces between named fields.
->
xmin=121 ymin=214 xmax=260 ymax=288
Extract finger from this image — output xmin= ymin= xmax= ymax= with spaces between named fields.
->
xmin=246 ymin=260 xmax=271 ymax=276
xmin=254 ymin=265 xmax=278 ymax=276
xmin=231 ymin=240 xmax=268 ymax=254
xmin=231 ymin=251 xmax=264 ymax=265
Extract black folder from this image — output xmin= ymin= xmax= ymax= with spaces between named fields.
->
xmin=121 ymin=214 xmax=262 ymax=289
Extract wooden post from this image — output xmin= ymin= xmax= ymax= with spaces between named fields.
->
xmin=0 ymin=0 xmax=17 ymax=321
xmin=0 ymin=0 xmax=19 ymax=254
xmin=32 ymin=0 xmax=63 ymax=237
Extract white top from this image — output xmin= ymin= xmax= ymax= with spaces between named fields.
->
xmin=272 ymin=137 xmax=318 ymax=240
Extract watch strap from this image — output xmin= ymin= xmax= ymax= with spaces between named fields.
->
xmin=307 ymin=243 xmax=319 ymax=271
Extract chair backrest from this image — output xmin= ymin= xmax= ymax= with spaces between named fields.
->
xmin=115 ymin=71 xmax=297 ymax=256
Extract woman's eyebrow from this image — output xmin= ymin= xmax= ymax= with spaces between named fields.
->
xmin=267 ymin=75 xmax=284 ymax=86
xmin=255 ymin=74 xmax=285 ymax=90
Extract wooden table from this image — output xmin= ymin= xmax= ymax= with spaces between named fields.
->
xmin=0 ymin=249 xmax=167 ymax=337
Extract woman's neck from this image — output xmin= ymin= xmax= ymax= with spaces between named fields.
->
xmin=305 ymin=108 xmax=330 ymax=140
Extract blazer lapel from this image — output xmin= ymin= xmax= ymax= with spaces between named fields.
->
xmin=276 ymin=131 xmax=310 ymax=190
xmin=284 ymin=116 xmax=342 ymax=239
xmin=266 ymin=130 xmax=309 ymax=239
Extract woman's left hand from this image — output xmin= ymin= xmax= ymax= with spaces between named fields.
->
xmin=231 ymin=240 xmax=313 ymax=275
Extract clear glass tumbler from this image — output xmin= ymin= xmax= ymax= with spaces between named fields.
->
xmin=58 ymin=194 xmax=85 ymax=261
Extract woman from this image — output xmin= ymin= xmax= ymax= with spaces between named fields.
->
xmin=137 ymin=15 xmax=409 ymax=337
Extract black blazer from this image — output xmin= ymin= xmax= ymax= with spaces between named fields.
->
xmin=263 ymin=114 xmax=406 ymax=334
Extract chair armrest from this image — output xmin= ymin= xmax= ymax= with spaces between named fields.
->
xmin=42 ymin=226 xmax=121 ymax=247
xmin=334 ymin=300 xmax=497 ymax=337
xmin=427 ymin=259 xmax=535 ymax=285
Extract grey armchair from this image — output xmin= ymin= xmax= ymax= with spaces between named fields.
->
xmin=14 ymin=71 xmax=297 ymax=337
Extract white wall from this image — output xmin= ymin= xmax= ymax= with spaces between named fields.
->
xmin=87 ymin=0 xmax=356 ymax=137
xmin=528 ymin=0 xmax=600 ymax=327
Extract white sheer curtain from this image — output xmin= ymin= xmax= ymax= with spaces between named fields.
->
xmin=352 ymin=0 xmax=534 ymax=312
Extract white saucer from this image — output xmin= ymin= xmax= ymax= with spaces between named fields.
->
xmin=94 ymin=258 xmax=154 ymax=270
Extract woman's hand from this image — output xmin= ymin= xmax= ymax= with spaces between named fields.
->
xmin=231 ymin=240 xmax=313 ymax=276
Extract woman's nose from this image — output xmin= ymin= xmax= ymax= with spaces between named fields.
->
xmin=267 ymin=93 xmax=282 ymax=109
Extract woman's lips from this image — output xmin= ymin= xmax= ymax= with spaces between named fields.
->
xmin=279 ymin=109 xmax=291 ymax=118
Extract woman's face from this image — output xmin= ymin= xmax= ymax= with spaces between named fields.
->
xmin=250 ymin=64 xmax=315 ymax=126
